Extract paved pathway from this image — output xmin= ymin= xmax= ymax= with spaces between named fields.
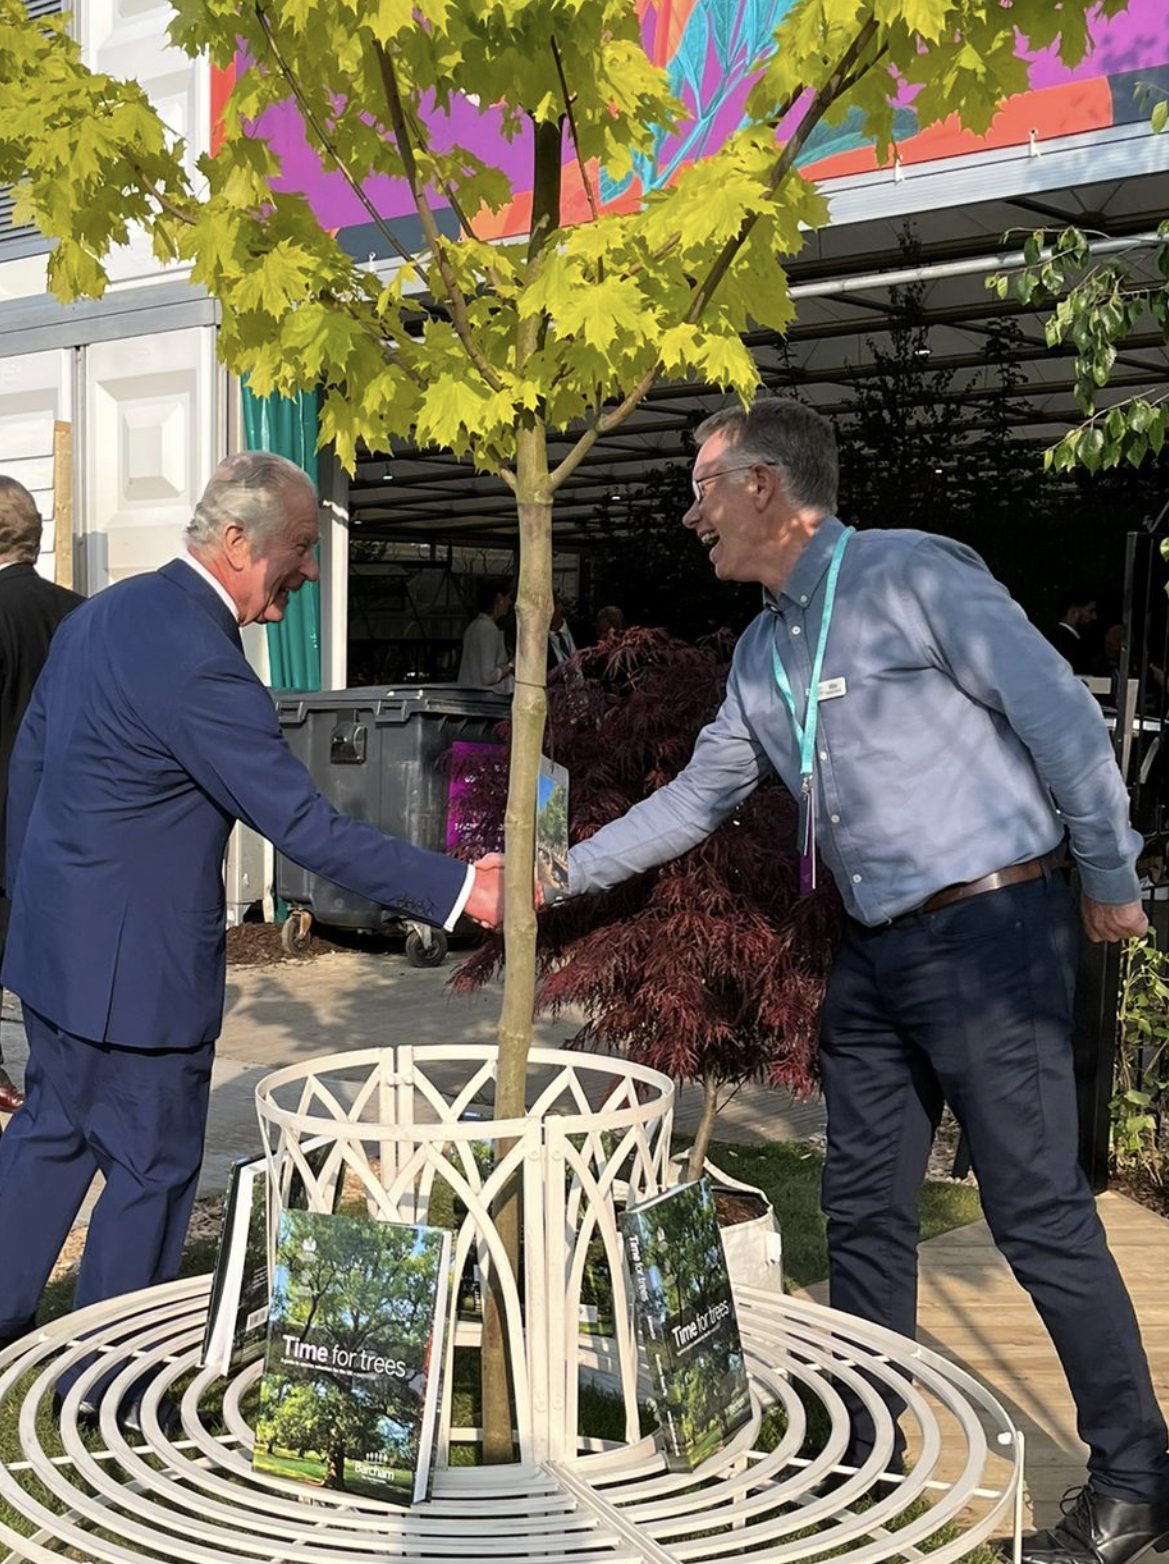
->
xmin=3 ymin=947 xmax=1167 ymax=1529
xmin=0 ymin=951 xmax=824 ymax=1210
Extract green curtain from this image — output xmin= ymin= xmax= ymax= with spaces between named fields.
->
xmin=241 ymin=383 xmax=323 ymax=691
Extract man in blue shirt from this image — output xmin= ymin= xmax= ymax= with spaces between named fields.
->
xmin=561 ymin=400 xmax=1167 ymax=1564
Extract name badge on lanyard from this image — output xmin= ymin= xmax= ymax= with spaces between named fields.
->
xmin=771 ymin=528 xmax=853 ymax=894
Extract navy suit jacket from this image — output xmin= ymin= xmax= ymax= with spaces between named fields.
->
xmin=2 ymin=560 xmax=468 ymax=1049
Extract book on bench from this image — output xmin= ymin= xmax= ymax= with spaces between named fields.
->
xmin=619 ymin=1176 xmax=751 ymax=1470
xmin=252 ymin=1207 xmax=451 ymax=1505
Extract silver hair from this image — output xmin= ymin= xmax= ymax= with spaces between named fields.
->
xmin=695 ymin=398 xmax=838 ymax=513
xmin=186 ymin=451 xmax=318 ymax=550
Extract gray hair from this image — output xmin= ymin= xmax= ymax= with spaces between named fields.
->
xmin=0 ymin=476 xmax=43 ymax=564
xmin=187 ymin=451 xmax=318 ymax=549
xmin=695 ymin=399 xmax=838 ymax=513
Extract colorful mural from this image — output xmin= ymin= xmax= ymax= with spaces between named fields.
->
xmin=217 ymin=0 xmax=1169 ymax=253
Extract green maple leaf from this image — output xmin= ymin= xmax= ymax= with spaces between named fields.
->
xmin=279 ymin=302 xmax=367 ymax=378
xmin=415 ymin=376 xmax=492 ymax=455
xmin=695 ymin=333 xmax=759 ymax=398
xmin=233 ymin=241 xmax=316 ymax=317
xmin=554 ymin=275 xmax=651 ymax=353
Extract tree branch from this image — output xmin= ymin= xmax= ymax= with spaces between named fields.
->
xmin=400 ymin=102 xmax=509 ymax=296
xmin=401 ymin=103 xmax=477 ymax=241
xmin=550 ymin=20 xmax=887 ymax=494
xmin=621 ymin=85 xmax=805 ymax=280
xmin=548 ymin=361 xmax=661 ymax=491
xmin=252 ymin=1 xmax=418 ymax=269
xmin=686 ymin=19 xmax=883 ymax=325
xmin=551 ymin=35 xmax=600 ymax=225
xmin=373 ymin=39 xmax=505 ymax=393
xmin=128 ymin=163 xmax=197 ymax=227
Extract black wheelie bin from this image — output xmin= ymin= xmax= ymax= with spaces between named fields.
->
xmin=273 ymin=685 xmax=508 ymax=966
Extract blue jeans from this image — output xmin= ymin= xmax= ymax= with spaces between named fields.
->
xmin=820 ymin=873 xmax=1168 ymax=1500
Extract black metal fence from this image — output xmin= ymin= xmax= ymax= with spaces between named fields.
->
xmin=1077 ymin=520 xmax=1169 ymax=1191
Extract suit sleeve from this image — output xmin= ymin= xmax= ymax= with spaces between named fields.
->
xmin=160 ymin=652 xmax=470 ymax=928
xmin=3 ymin=676 xmax=47 ymax=900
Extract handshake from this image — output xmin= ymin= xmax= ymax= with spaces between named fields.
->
xmin=462 ymin=853 xmax=559 ymax=930
xmin=465 ymin=853 xmax=506 ymax=929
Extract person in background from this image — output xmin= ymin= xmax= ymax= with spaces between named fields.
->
xmin=0 ymin=453 xmax=503 ymax=1425
xmin=547 ymin=593 xmax=578 ymax=671
xmin=0 ymin=477 xmax=83 ymax=1116
xmin=1050 ymin=586 xmax=1099 ymax=675
xmin=594 ymin=604 xmax=625 ymax=642
xmin=458 ymin=577 xmax=513 ymax=691
xmin=537 ymin=399 xmax=1168 ymax=1564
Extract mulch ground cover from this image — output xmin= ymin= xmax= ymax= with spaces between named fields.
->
xmin=226 ymin=921 xmax=392 ymax=967
xmin=1111 ymin=1168 xmax=1169 ymax=1218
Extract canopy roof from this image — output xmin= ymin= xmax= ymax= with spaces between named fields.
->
xmin=347 ymin=123 xmax=1169 ymax=550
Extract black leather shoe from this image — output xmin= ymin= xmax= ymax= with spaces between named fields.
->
xmin=119 ymin=1395 xmax=183 ymax=1439
xmin=51 ymin=1391 xmax=182 ymax=1438
xmin=1018 ymin=1486 xmax=1169 ymax=1564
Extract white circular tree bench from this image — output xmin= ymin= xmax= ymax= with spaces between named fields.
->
xmin=0 ymin=1045 xmax=1023 ymax=1563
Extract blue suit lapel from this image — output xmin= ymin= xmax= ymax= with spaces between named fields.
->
xmin=158 ymin=559 xmax=244 ymax=653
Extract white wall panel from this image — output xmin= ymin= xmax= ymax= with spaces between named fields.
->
xmin=0 ymin=349 xmax=73 ymax=583
xmin=80 ymin=0 xmax=209 ymax=286
xmin=0 ymin=254 xmax=50 ymax=304
xmin=83 ymin=326 xmax=217 ymax=586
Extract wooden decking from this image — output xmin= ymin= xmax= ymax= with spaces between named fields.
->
xmin=803 ymin=1190 xmax=1169 ymax=1529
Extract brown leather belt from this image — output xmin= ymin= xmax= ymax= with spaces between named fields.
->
xmin=891 ymin=855 xmax=1049 ymax=926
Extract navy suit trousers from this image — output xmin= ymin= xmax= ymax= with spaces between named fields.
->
xmin=820 ymin=872 xmax=1168 ymax=1500
xmin=0 ymin=1007 xmax=213 ymax=1342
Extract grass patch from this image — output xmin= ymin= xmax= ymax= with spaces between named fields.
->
xmin=703 ymin=1139 xmax=984 ymax=1291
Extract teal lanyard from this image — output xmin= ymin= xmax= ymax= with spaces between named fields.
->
xmin=770 ymin=527 xmax=852 ymax=890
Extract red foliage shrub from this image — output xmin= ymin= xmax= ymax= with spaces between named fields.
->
xmin=450 ymin=627 xmax=841 ymax=1100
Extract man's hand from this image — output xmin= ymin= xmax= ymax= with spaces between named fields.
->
xmin=465 ymin=854 xmax=504 ymax=929
xmin=1081 ymin=896 xmax=1148 ymax=943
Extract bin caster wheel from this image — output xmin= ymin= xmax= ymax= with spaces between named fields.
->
xmin=405 ymin=928 xmax=447 ymax=968
xmin=281 ymin=910 xmax=313 ymax=956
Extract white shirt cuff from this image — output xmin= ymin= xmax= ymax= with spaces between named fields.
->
xmin=444 ymin=865 xmax=475 ymax=931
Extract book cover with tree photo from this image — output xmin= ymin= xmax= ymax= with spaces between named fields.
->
xmin=535 ymin=757 xmax=569 ymax=900
xmin=252 ymin=1209 xmax=451 ymax=1505
xmin=619 ymin=1177 xmax=751 ymax=1470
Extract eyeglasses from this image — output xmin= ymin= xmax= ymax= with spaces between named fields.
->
xmin=690 ymin=462 xmax=777 ymax=505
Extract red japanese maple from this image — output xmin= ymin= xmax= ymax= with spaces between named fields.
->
xmin=451 ymin=627 xmax=840 ymax=1171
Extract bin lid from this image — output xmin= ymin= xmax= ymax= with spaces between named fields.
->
xmin=273 ymin=685 xmax=511 ymax=725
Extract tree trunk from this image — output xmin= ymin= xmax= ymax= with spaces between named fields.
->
xmin=686 ymin=1071 xmax=721 ymax=1182
xmin=480 ymin=425 xmax=553 ymax=1462
xmin=325 ymin=1440 xmax=346 ymax=1489
xmin=480 ymin=111 xmax=562 ymax=1466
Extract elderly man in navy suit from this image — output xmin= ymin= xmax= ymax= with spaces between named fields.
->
xmin=0 ymin=452 xmax=502 ymax=1394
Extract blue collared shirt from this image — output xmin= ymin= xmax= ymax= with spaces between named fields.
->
xmin=568 ymin=517 xmax=1141 ymax=924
